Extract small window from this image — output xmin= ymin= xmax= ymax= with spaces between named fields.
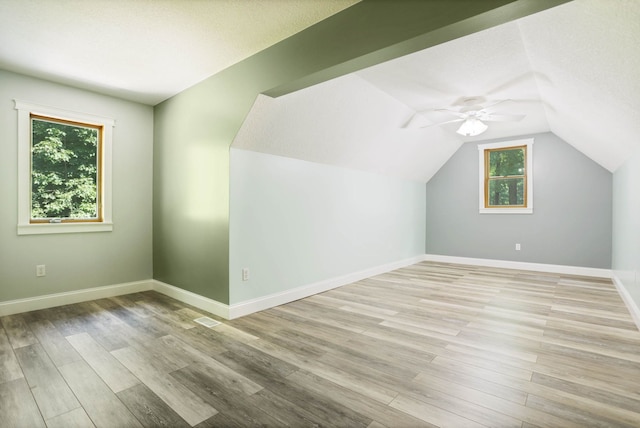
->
xmin=478 ymin=139 xmax=533 ymax=214
xmin=15 ymin=101 xmax=114 ymax=234
xmin=30 ymin=115 xmax=103 ymax=223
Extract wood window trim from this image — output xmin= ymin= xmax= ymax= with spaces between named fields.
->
xmin=29 ymin=114 xmax=105 ymax=224
xmin=484 ymin=144 xmax=527 ymax=209
xmin=478 ymin=139 xmax=533 ymax=214
xmin=15 ymin=100 xmax=115 ymax=235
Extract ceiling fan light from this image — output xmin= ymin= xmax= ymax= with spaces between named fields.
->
xmin=456 ymin=118 xmax=488 ymax=137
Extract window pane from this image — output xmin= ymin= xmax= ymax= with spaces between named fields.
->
xmin=31 ymin=118 xmax=100 ymax=219
xmin=488 ymin=178 xmax=525 ymax=206
xmin=489 ymin=147 xmax=525 ymax=177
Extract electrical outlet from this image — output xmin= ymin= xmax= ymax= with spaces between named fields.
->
xmin=242 ymin=268 xmax=250 ymax=281
xmin=515 ymin=243 xmax=521 ymax=251
xmin=36 ymin=265 xmax=46 ymax=277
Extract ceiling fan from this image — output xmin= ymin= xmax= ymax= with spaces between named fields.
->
xmin=406 ymin=97 xmax=526 ymax=136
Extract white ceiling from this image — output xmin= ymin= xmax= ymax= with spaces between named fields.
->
xmin=0 ymin=0 xmax=358 ymax=105
xmin=2 ymin=0 xmax=639 ymax=183
xmin=233 ymin=0 xmax=640 ymax=182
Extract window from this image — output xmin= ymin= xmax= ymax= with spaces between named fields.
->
xmin=15 ymin=101 xmax=114 ymax=234
xmin=31 ymin=116 xmax=102 ymax=222
xmin=478 ymin=139 xmax=533 ymax=214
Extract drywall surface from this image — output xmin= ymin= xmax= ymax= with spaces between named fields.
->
xmin=152 ymin=75 xmax=238 ymax=304
xmin=229 ymin=148 xmax=425 ymax=305
xmin=153 ymin=1 xmax=567 ymax=304
xmin=612 ymin=147 xmax=640 ymax=309
xmin=0 ymin=70 xmax=153 ymax=301
xmin=426 ymin=132 xmax=612 ymax=268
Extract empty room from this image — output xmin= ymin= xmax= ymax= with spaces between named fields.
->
xmin=1 ymin=0 xmax=640 ymax=427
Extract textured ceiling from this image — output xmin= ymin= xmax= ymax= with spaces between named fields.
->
xmin=0 ymin=0 xmax=358 ymax=105
xmin=233 ymin=0 xmax=640 ymax=182
xmin=518 ymin=0 xmax=640 ymax=172
xmin=2 ymin=0 xmax=639 ymax=183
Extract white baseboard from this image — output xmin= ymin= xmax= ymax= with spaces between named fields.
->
xmin=0 ymin=256 xmax=424 ymax=320
xmin=0 ymin=280 xmax=153 ymax=317
xmin=0 ymin=278 xmax=230 ymax=320
xmin=423 ymin=254 xmax=612 ymax=278
xmin=152 ymin=280 xmax=230 ymax=319
xmin=228 ymin=255 xmax=426 ymax=319
xmin=2 ymin=255 xmax=628 ymax=329
xmin=611 ymin=274 xmax=640 ymax=331
xmin=148 ymin=256 xmax=425 ymax=320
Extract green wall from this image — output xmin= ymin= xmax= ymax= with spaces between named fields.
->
xmin=1 ymin=70 xmax=153 ymax=302
xmin=153 ymin=0 xmax=570 ymax=304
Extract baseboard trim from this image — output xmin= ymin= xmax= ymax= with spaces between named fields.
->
xmin=152 ymin=280 xmax=230 ymax=319
xmin=611 ymin=274 xmax=640 ymax=331
xmin=228 ymin=255 xmax=426 ymax=319
xmin=0 ymin=280 xmax=153 ymax=317
xmin=1 ymin=255 xmax=624 ymax=325
xmin=423 ymin=254 xmax=612 ymax=278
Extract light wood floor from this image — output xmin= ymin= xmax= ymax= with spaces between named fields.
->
xmin=2 ymin=261 xmax=640 ymax=427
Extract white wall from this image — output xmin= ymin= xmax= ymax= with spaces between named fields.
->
xmin=612 ymin=146 xmax=640 ymax=309
xmin=229 ymin=148 xmax=425 ymax=305
xmin=0 ymin=70 xmax=154 ymax=301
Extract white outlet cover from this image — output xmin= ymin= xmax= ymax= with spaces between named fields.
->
xmin=36 ymin=265 xmax=46 ymax=276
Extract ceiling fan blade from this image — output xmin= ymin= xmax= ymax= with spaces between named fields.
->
xmin=418 ymin=118 xmax=465 ymax=128
xmin=480 ymin=99 xmax=512 ymax=110
xmin=433 ymin=108 xmax=467 ymax=119
xmin=404 ymin=110 xmax=467 ymax=128
xmin=481 ymin=113 xmax=525 ymax=122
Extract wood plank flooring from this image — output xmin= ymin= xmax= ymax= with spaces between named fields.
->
xmin=2 ymin=261 xmax=640 ymax=427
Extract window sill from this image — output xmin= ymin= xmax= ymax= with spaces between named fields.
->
xmin=17 ymin=222 xmax=113 ymax=235
xmin=479 ymin=208 xmax=533 ymax=214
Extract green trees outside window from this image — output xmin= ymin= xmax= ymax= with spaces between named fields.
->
xmin=485 ymin=146 xmax=526 ymax=207
xmin=31 ymin=116 xmax=102 ymax=221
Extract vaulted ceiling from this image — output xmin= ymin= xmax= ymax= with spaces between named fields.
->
xmin=0 ymin=0 xmax=358 ymax=105
xmin=232 ymin=0 xmax=640 ymax=182
xmin=2 ymin=1 xmax=638 ymax=184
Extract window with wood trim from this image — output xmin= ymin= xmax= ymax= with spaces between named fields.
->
xmin=478 ymin=139 xmax=533 ymax=214
xmin=30 ymin=115 xmax=103 ymax=223
xmin=15 ymin=100 xmax=114 ymax=235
